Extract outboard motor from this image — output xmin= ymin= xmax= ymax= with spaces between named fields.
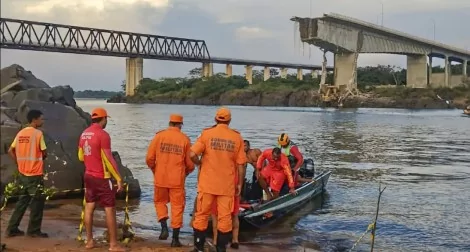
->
xmin=299 ymin=158 xmax=315 ymax=179
xmin=242 ymin=173 xmax=263 ymax=201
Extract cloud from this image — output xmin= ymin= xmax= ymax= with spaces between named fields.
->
xmin=235 ymin=26 xmax=274 ymax=41
xmin=1 ymin=0 xmax=173 ymax=90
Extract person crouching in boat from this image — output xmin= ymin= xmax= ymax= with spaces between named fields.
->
xmin=464 ymin=105 xmax=470 ymax=115
xmin=256 ymin=148 xmax=297 ymax=201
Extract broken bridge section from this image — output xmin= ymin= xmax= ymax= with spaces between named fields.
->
xmin=292 ymin=13 xmax=470 ymax=89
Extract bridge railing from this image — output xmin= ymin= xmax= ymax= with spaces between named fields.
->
xmin=0 ymin=18 xmax=211 ymax=62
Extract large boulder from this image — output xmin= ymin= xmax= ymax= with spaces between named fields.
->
xmin=0 ymin=64 xmax=141 ymax=199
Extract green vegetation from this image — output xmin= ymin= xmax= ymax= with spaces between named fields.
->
xmin=74 ymin=90 xmax=122 ymax=99
xmin=132 ymin=67 xmax=329 ymax=100
xmin=128 ymin=64 xmax=468 ymax=99
xmin=371 ymin=85 xmax=470 ymax=101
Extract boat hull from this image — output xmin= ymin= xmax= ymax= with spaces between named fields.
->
xmin=238 ymin=171 xmax=331 ymax=230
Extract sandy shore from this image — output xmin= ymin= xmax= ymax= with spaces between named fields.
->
xmin=0 ymin=200 xmax=191 ymax=252
xmin=1 ymin=200 xmax=307 ymax=252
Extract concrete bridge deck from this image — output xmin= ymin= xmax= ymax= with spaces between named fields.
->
xmin=292 ymin=13 xmax=469 ymax=89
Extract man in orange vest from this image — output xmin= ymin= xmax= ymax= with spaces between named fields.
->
xmin=145 ymin=114 xmax=195 ymax=247
xmin=78 ymin=108 xmax=125 ymax=252
xmin=190 ymin=107 xmax=246 ymax=252
xmin=5 ymin=109 xmax=48 ymax=238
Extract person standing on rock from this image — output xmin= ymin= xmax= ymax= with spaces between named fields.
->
xmin=189 ymin=107 xmax=246 ymax=252
xmin=5 ymin=109 xmax=48 ymax=238
xmin=145 ymin=114 xmax=195 ymax=247
xmin=77 ymin=108 xmax=125 ymax=252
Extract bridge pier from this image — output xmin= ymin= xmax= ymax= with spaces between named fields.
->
xmin=125 ymin=57 xmax=143 ymax=96
xmin=334 ymin=52 xmax=356 ymax=89
xmin=428 ymin=56 xmax=433 ymax=86
xmin=225 ymin=64 xmax=232 ymax=77
xmin=245 ymin=65 xmax=253 ymax=84
xmin=264 ymin=67 xmax=270 ymax=81
xmin=463 ymin=60 xmax=467 ymax=77
xmin=280 ymin=68 xmax=288 ymax=79
xmin=202 ymin=63 xmax=213 ymax=77
xmin=444 ymin=56 xmax=450 ymax=87
xmin=406 ymin=55 xmax=428 ymax=88
xmin=297 ymin=69 xmax=303 ymax=80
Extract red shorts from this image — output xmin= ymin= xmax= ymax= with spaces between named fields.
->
xmin=211 ymin=196 xmax=240 ymax=216
xmin=261 ymin=168 xmax=286 ymax=192
xmin=84 ymin=174 xmax=116 ymax=208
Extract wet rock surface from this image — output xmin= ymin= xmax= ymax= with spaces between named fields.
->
xmin=0 ymin=64 xmax=141 ymax=199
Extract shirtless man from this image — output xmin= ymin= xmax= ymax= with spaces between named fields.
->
xmin=244 ymin=140 xmax=263 ymax=183
xmin=244 ymin=140 xmax=262 ymax=169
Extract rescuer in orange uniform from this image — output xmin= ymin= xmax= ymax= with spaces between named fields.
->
xmin=5 ymin=110 xmax=48 ymax=238
xmin=210 ymin=140 xmax=261 ymax=249
xmin=256 ymin=148 xmax=297 ymax=201
xmin=78 ymin=108 xmax=125 ymax=252
xmin=190 ymin=107 xmax=246 ymax=252
xmin=145 ymin=114 xmax=195 ymax=247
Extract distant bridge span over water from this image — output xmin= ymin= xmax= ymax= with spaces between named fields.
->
xmin=0 ymin=18 xmax=331 ymax=95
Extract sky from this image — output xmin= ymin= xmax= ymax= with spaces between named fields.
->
xmin=1 ymin=0 xmax=469 ymax=91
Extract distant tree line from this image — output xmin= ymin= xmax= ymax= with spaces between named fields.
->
xmin=100 ymin=64 xmax=469 ymax=99
xmin=74 ymin=90 xmax=123 ymax=98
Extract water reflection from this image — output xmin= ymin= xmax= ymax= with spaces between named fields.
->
xmin=75 ymin=100 xmax=470 ymax=252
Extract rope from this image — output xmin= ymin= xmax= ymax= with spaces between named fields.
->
xmin=76 ymin=183 xmax=135 ymax=244
xmin=1 ymin=181 xmax=135 ymax=244
xmin=349 ymin=222 xmax=375 ymax=252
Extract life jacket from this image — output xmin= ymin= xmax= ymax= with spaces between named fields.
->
xmin=15 ymin=127 xmax=45 ymax=176
xmin=276 ymin=141 xmax=298 ymax=168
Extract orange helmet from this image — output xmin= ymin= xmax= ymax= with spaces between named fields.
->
xmin=278 ymin=133 xmax=290 ymax=146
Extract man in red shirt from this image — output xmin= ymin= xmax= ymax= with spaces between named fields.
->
xmin=78 ymin=108 xmax=125 ymax=252
xmin=256 ymin=148 xmax=297 ymax=201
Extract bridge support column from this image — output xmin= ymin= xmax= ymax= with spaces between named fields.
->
xmin=264 ymin=67 xmax=270 ymax=81
xmin=225 ymin=64 xmax=232 ymax=77
xmin=245 ymin=65 xmax=253 ymax=84
xmin=334 ymin=52 xmax=355 ymax=88
xmin=444 ymin=56 xmax=450 ymax=87
xmin=406 ymin=55 xmax=427 ymax=88
xmin=428 ymin=56 xmax=433 ymax=86
xmin=125 ymin=57 xmax=143 ymax=96
xmin=280 ymin=68 xmax=288 ymax=79
xmin=297 ymin=69 xmax=303 ymax=80
xmin=202 ymin=63 xmax=213 ymax=77
xmin=463 ymin=60 xmax=467 ymax=77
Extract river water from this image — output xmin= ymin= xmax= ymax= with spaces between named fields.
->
xmin=76 ymin=99 xmax=470 ymax=252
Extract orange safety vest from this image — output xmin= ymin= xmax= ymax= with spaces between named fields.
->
xmin=15 ymin=127 xmax=44 ymax=176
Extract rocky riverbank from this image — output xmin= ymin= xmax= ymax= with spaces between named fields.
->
xmin=0 ymin=64 xmax=141 ymax=199
xmin=107 ymin=88 xmax=469 ymax=110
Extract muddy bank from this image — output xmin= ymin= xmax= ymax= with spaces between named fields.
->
xmin=108 ymin=88 xmax=469 ymax=110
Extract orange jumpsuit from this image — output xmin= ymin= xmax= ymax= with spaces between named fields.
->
xmin=146 ymin=125 xmax=194 ymax=229
xmin=256 ymin=149 xmax=295 ymax=192
xmin=191 ymin=123 xmax=246 ymax=233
